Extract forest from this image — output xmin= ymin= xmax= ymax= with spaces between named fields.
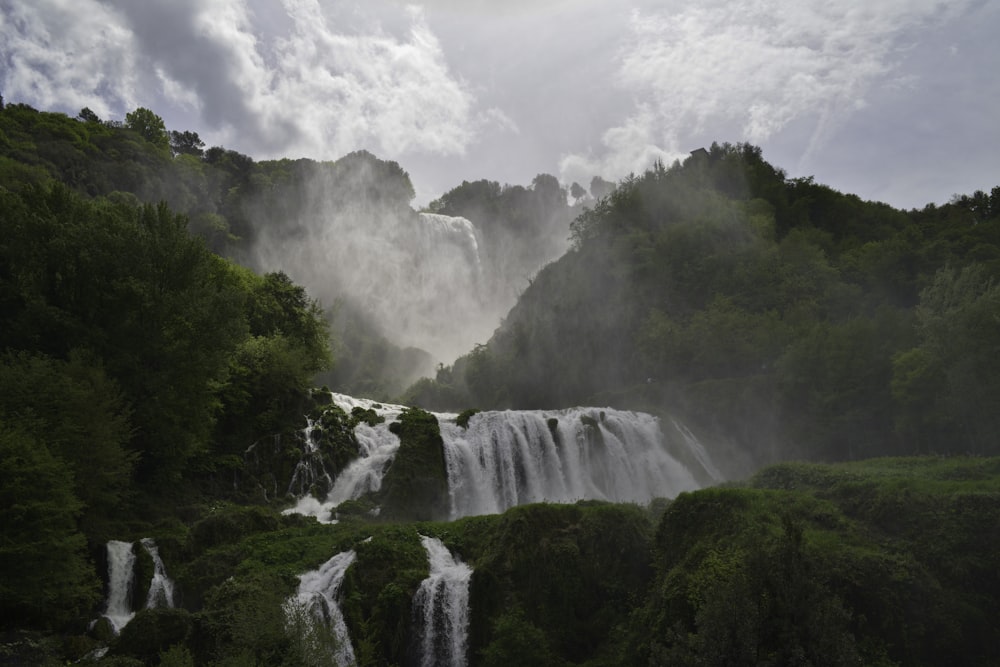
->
xmin=0 ymin=102 xmax=998 ymax=666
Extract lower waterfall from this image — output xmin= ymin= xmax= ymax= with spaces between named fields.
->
xmin=412 ymin=536 xmax=472 ymax=667
xmin=103 ymin=540 xmax=137 ymax=633
xmin=287 ymin=550 xmax=358 ymax=666
xmin=141 ymin=537 xmax=175 ymax=609
xmin=100 ymin=538 xmax=176 ymax=634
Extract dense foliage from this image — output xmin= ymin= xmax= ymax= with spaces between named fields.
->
xmin=0 ymin=175 xmax=330 ymax=633
xmin=410 ymin=144 xmax=1000 ymax=469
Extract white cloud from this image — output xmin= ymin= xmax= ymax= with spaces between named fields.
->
xmin=0 ymin=0 xmax=138 ymax=118
xmin=0 ymin=0 xmax=481 ymax=159
xmin=261 ymin=1 xmax=477 ymax=157
xmin=560 ymin=0 xmax=972 ymax=184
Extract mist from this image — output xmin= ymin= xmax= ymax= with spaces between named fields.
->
xmin=246 ymin=152 xmax=574 ymax=374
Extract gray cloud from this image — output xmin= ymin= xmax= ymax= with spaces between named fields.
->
xmin=1 ymin=0 xmax=997 ymax=209
xmin=559 ymin=0 xmax=978 ymax=190
xmin=1 ymin=0 xmax=481 ymax=159
xmin=0 ymin=0 xmax=138 ymax=117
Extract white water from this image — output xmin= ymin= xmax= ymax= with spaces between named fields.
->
xmin=141 ymin=538 xmax=175 ymax=609
xmin=100 ymin=538 xmax=176 ymax=634
xmin=103 ymin=540 xmax=137 ymax=633
xmin=287 ymin=550 xmax=358 ymax=667
xmin=284 ymin=394 xmax=407 ymax=522
xmin=287 ymin=418 xmax=335 ymax=498
xmin=283 ymin=395 xmax=717 ymax=521
xmin=440 ymin=408 xmax=705 ymax=518
xmin=413 ymin=536 xmax=472 ymax=667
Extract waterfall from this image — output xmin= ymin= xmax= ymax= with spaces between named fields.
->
xmin=284 ymin=395 xmax=717 ymax=522
xmin=285 ymin=394 xmax=406 ymax=522
xmin=439 ymin=408 xmax=704 ymax=518
xmin=287 ymin=550 xmax=358 ymax=667
xmin=100 ymin=538 xmax=176 ymax=633
xmin=413 ymin=536 xmax=472 ymax=667
xmin=287 ymin=418 xmax=335 ymax=498
xmin=141 ymin=538 xmax=175 ymax=609
xmin=103 ymin=540 xmax=137 ymax=633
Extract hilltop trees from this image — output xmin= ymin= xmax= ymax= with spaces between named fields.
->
xmin=125 ymin=106 xmax=169 ymax=151
xmin=414 ymin=142 xmax=1000 ymax=465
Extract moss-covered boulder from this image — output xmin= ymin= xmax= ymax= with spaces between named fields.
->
xmin=379 ymin=408 xmax=450 ymax=521
xmin=340 ymin=527 xmax=429 ymax=666
xmin=110 ymin=608 xmax=192 ymax=664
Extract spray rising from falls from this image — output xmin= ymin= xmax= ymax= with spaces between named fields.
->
xmin=413 ymin=536 xmax=472 ymax=667
xmin=286 ymin=550 xmax=358 ymax=667
xmin=254 ymin=192 xmax=496 ymax=364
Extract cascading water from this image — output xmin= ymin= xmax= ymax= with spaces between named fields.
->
xmin=284 ymin=394 xmax=718 ymax=521
xmin=141 ymin=538 xmax=175 ymax=609
xmin=287 ymin=418 xmax=335 ymax=498
xmin=100 ymin=538 xmax=176 ymax=633
xmin=103 ymin=540 xmax=137 ymax=633
xmin=287 ymin=550 xmax=358 ymax=667
xmin=439 ymin=407 xmax=708 ymax=518
xmin=285 ymin=394 xmax=406 ymax=522
xmin=412 ymin=536 xmax=472 ymax=667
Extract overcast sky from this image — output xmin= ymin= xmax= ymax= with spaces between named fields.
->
xmin=2 ymin=0 xmax=997 ymax=209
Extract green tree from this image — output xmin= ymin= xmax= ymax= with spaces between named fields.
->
xmin=124 ymin=107 xmax=169 ymax=151
xmin=169 ymin=130 xmax=205 ymax=157
xmin=0 ymin=425 xmax=99 ymax=629
xmin=0 ymin=351 xmax=135 ymax=540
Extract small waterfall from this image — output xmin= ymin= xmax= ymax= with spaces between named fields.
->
xmin=413 ymin=536 xmax=472 ymax=667
xmin=285 ymin=394 xmax=406 ymax=522
xmin=439 ymin=408 xmax=703 ymax=518
xmin=141 ymin=538 xmax=175 ymax=609
xmin=287 ymin=550 xmax=358 ymax=666
xmin=668 ymin=417 xmax=724 ymax=483
xmin=287 ymin=418 xmax=335 ymax=498
xmin=103 ymin=540 xmax=137 ymax=633
xmin=99 ymin=539 xmax=175 ymax=634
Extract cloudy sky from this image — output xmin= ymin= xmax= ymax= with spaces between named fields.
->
xmin=2 ymin=0 xmax=997 ymax=209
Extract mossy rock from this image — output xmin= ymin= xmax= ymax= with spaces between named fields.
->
xmin=334 ymin=497 xmax=378 ymax=522
xmin=312 ymin=406 xmax=362 ymax=474
xmin=455 ymin=408 xmax=480 ymax=429
xmin=188 ymin=505 xmax=283 ymax=553
xmin=378 ymin=408 xmax=450 ymax=521
xmin=341 ymin=528 xmax=428 ymax=666
xmin=110 ymin=608 xmax=192 ymax=663
xmin=61 ymin=634 xmax=99 ymax=662
xmin=350 ymin=406 xmax=385 ymax=427
xmin=90 ymin=616 xmax=116 ymax=642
